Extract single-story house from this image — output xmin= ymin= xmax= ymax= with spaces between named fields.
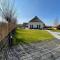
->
xmin=23 ymin=23 xmax=28 ymax=28
xmin=55 ymin=25 xmax=60 ymax=29
xmin=23 ymin=16 xmax=45 ymax=29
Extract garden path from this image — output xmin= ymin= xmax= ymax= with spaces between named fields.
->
xmin=47 ymin=30 xmax=60 ymax=39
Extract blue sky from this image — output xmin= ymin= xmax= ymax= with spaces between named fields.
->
xmin=15 ymin=0 xmax=60 ymax=26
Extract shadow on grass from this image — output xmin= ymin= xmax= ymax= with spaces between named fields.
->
xmin=13 ymin=36 xmax=28 ymax=46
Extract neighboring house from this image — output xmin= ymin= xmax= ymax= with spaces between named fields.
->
xmin=52 ymin=25 xmax=60 ymax=30
xmin=44 ymin=26 xmax=53 ymax=30
xmin=27 ymin=16 xmax=45 ymax=29
xmin=23 ymin=23 xmax=28 ymax=28
xmin=56 ymin=25 xmax=60 ymax=29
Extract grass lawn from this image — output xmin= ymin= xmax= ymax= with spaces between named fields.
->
xmin=13 ymin=28 xmax=54 ymax=44
xmin=51 ymin=30 xmax=60 ymax=32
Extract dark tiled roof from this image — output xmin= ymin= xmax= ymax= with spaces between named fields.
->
xmin=29 ymin=16 xmax=43 ymax=23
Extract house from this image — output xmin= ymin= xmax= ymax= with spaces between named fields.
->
xmin=23 ymin=23 xmax=28 ymax=28
xmin=55 ymin=25 xmax=60 ymax=29
xmin=27 ymin=16 xmax=45 ymax=29
xmin=44 ymin=26 xmax=53 ymax=30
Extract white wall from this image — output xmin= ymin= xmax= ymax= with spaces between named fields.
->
xmin=28 ymin=22 xmax=44 ymax=29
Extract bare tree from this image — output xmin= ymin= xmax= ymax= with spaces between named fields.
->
xmin=0 ymin=0 xmax=16 ymax=22
xmin=0 ymin=0 xmax=17 ymax=47
xmin=54 ymin=18 xmax=59 ymax=26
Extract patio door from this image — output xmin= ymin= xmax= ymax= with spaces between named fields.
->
xmin=30 ymin=25 xmax=33 ymax=29
xmin=39 ymin=25 xmax=40 ymax=29
xmin=37 ymin=25 xmax=39 ymax=29
xmin=37 ymin=25 xmax=40 ymax=29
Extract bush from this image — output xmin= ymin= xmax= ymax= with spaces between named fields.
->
xmin=47 ymin=27 xmax=53 ymax=30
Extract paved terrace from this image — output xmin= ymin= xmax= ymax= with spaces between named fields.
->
xmin=0 ymin=39 xmax=60 ymax=60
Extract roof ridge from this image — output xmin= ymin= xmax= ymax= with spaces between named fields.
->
xmin=29 ymin=16 xmax=41 ymax=22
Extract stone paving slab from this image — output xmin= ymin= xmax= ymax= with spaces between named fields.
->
xmin=0 ymin=39 xmax=60 ymax=60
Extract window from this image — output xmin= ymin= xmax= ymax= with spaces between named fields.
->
xmin=30 ymin=25 xmax=33 ymax=29
xmin=30 ymin=25 xmax=31 ymax=29
xmin=39 ymin=25 xmax=40 ymax=29
xmin=37 ymin=25 xmax=38 ymax=29
xmin=32 ymin=25 xmax=33 ymax=29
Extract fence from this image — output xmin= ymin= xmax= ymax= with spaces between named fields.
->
xmin=0 ymin=21 xmax=16 ymax=40
xmin=0 ymin=21 xmax=16 ymax=49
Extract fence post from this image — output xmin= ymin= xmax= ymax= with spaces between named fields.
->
xmin=8 ymin=33 xmax=13 ymax=47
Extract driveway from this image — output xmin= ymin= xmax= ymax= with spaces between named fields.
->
xmin=47 ymin=30 xmax=60 ymax=39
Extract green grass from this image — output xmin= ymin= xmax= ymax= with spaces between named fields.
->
xmin=13 ymin=28 xmax=54 ymax=44
xmin=51 ymin=30 xmax=60 ymax=32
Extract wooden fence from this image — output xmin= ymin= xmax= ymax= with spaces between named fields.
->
xmin=0 ymin=21 xmax=16 ymax=42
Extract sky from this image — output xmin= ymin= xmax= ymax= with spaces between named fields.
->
xmin=15 ymin=0 xmax=60 ymax=26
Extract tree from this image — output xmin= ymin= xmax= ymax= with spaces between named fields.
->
xmin=0 ymin=0 xmax=16 ymax=22
xmin=0 ymin=0 xmax=17 ymax=47
xmin=54 ymin=18 xmax=59 ymax=26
